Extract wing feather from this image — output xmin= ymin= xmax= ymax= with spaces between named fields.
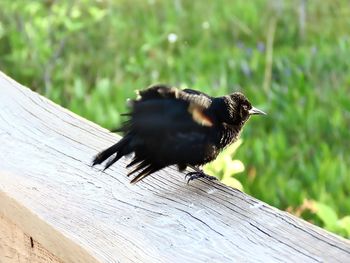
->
xmin=96 ymin=85 xmax=217 ymax=183
xmin=130 ymin=85 xmax=214 ymax=133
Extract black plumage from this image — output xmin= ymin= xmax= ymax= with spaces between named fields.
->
xmin=92 ymin=84 xmax=265 ymax=183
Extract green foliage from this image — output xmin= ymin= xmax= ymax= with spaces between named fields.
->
xmin=289 ymin=200 xmax=350 ymax=238
xmin=205 ymin=140 xmax=245 ymax=190
xmin=1 ymin=0 xmax=349 ymax=238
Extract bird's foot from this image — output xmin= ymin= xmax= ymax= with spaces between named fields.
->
xmin=185 ymin=170 xmax=217 ymax=184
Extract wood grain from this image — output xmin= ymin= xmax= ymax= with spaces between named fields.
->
xmin=0 ymin=213 xmax=63 ymax=263
xmin=0 ymin=71 xmax=349 ymax=262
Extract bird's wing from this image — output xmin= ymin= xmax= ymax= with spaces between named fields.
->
xmin=116 ymin=85 xmax=218 ymax=182
xmin=182 ymin=88 xmax=212 ymax=99
xmin=138 ymin=84 xmax=211 ymax=107
xmin=131 ymin=84 xmax=214 ymax=130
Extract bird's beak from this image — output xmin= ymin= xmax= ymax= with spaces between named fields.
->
xmin=249 ymin=107 xmax=266 ymax=115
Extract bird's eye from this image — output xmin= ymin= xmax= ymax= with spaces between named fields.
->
xmin=242 ymin=104 xmax=249 ymax=111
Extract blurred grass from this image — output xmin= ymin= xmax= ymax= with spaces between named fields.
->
xmin=0 ymin=0 xmax=349 ymax=237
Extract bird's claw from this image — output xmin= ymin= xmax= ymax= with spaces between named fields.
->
xmin=185 ymin=171 xmax=217 ymax=184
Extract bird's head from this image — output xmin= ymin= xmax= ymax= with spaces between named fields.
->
xmin=222 ymin=92 xmax=266 ymax=125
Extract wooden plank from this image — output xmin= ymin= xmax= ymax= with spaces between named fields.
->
xmin=0 ymin=71 xmax=349 ymax=262
xmin=0 ymin=212 xmax=63 ymax=263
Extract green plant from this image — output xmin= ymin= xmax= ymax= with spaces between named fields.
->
xmin=288 ymin=199 xmax=350 ymax=238
xmin=205 ymin=139 xmax=245 ymax=191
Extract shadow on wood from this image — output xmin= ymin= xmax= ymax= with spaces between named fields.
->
xmin=0 ymin=71 xmax=349 ymax=262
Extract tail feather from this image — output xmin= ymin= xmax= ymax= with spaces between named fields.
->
xmin=126 ymin=156 xmax=143 ymax=168
xmin=92 ymin=135 xmax=131 ymax=168
xmin=93 ymin=132 xmax=163 ymax=184
xmin=130 ymin=165 xmax=162 ymax=184
xmin=103 ymin=152 xmax=123 ymax=171
xmin=92 ymin=144 xmax=119 ymax=166
xmin=126 ymin=158 xmax=163 ymax=184
xmin=127 ymin=160 xmax=150 ymax=177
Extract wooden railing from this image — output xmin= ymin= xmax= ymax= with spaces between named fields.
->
xmin=0 ymin=71 xmax=349 ymax=262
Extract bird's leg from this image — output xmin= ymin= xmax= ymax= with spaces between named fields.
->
xmin=185 ymin=166 xmax=217 ymax=184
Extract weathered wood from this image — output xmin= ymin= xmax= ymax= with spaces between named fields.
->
xmin=0 ymin=71 xmax=349 ymax=263
xmin=0 ymin=213 xmax=63 ymax=263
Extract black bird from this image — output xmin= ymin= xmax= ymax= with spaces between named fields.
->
xmin=92 ymin=84 xmax=265 ymax=184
